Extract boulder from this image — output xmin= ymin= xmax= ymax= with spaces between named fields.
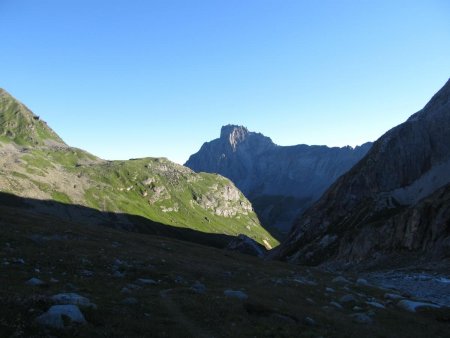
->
xmin=35 ymin=305 xmax=86 ymax=329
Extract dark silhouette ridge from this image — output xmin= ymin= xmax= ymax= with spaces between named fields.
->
xmin=0 ymin=191 xmax=237 ymax=249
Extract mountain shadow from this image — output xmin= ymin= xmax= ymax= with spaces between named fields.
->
xmin=0 ymin=191 xmax=237 ymax=249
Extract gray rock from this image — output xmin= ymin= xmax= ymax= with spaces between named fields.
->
xmin=339 ymin=294 xmax=357 ymax=304
xmin=303 ymin=316 xmax=316 ymax=326
xmin=332 ymin=276 xmax=350 ymax=284
xmin=325 ymin=287 xmax=335 ymax=293
xmin=35 ymin=305 xmax=86 ymax=329
xmin=384 ymin=293 xmax=404 ymax=301
xmin=226 ymin=234 xmax=266 ymax=257
xmin=366 ymin=301 xmax=385 ymax=309
xmin=126 ymin=283 xmax=141 ymax=290
xmin=113 ymin=271 xmax=125 ymax=278
xmin=224 ymin=289 xmax=248 ymax=300
xmin=135 ymin=278 xmax=157 ymax=286
xmin=26 ymin=277 xmax=45 ymax=286
xmin=51 ymin=293 xmax=96 ymax=308
xmin=191 ymin=281 xmax=207 ymax=294
xmin=356 ymin=278 xmax=369 ymax=286
xmin=329 ymin=301 xmax=343 ymax=309
xmin=397 ymin=300 xmax=440 ymax=312
xmin=350 ymin=313 xmax=373 ymax=324
xmin=121 ymin=287 xmax=132 ymax=294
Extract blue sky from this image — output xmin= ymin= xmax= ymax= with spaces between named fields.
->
xmin=1 ymin=0 xmax=449 ymax=164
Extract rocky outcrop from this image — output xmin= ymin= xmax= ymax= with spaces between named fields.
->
xmin=226 ymin=234 xmax=267 ymax=257
xmin=186 ymin=125 xmax=371 ymax=234
xmin=275 ymin=78 xmax=450 ymax=266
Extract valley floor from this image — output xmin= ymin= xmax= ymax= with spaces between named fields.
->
xmin=1 ymin=205 xmax=449 ymax=337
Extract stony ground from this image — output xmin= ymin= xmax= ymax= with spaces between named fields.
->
xmin=1 ymin=204 xmax=449 ymax=338
xmin=361 ymin=270 xmax=450 ymax=307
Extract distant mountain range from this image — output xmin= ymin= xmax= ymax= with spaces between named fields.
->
xmin=0 ymin=88 xmax=276 ymax=249
xmin=274 ymin=78 xmax=450 ymax=268
xmin=186 ymin=125 xmax=371 ymax=236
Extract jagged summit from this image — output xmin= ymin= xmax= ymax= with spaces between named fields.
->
xmin=219 ymin=124 xmax=274 ymax=151
xmin=218 ymin=124 xmax=276 ymax=152
xmin=0 ymin=89 xmax=65 ymax=146
xmin=220 ymin=124 xmax=250 ymax=150
xmin=220 ymin=124 xmax=249 ymax=139
xmin=186 ymin=125 xmax=372 ymax=235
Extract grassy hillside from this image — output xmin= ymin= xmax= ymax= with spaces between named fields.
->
xmin=0 ymin=89 xmax=277 ymax=248
xmin=1 ymin=198 xmax=449 ymax=337
xmin=0 ymin=89 xmax=64 ymax=146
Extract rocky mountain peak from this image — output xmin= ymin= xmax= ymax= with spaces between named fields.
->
xmin=220 ymin=125 xmax=250 ymax=150
xmin=186 ymin=125 xmax=372 ymax=235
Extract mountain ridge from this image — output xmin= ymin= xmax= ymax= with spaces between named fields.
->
xmin=274 ymin=78 xmax=450 ymax=267
xmin=0 ymin=89 xmax=277 ymax=248
xmin=186 ymin=124 xmax=372 ymax=235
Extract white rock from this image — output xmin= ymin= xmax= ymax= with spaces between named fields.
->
xmin=356 ymin=278 xmax=369 ymax=286
xmin=191 ymin=281 xmax=207 ymax=294
xmin=51 ymin=293 xmax=96 ymax=308
xmin=384 ymin=293 xmax=404 ymax=301
xmin=351 ymin=313 xmax=373 ymax=324
xmin=303 ymin=316 xmax=316 ymax=326
xmin=397 ymin=300 xmax=440 ymax=313
xmin=136 ymin=278 xmax=157 ymax=286
xmin=332 ymin=276 xmax=350 ymax=284
xmin=339 ymin=294 xmax=357 ymax=303
xmin=366 ymin=301 xmax=385 ymax=309
xmin=26 ymin=277 xmax=45 ymax=286
xmin=36 ymin=305 xmax=86 ymax=329
xmin=330 ymin=301 xmax=343 ymax=309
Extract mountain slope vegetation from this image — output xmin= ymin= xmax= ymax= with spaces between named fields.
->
xmin=0 ymin=89 xmax=277 ymax=248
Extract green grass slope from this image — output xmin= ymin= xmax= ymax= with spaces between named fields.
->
xmin=0 ymin=89 xmax=64 ymax=146
xmin=0 ymin=89 xmax=277 ymax=248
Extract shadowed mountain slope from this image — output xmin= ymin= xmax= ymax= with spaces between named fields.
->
xmin=274 ymin=78 xmax=450 ymax=267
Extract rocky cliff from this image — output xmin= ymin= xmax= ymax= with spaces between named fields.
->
xmin=185 ymin=125 xmax=371 ymax=235
xmin=275 ymin=78 xmax=450 ymax=267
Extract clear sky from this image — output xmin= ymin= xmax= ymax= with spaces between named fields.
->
xmin=1 ymin=1 xmax=449 ymax=164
